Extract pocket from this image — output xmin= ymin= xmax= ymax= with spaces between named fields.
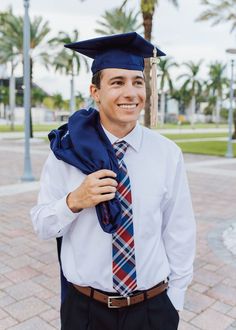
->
xmin=61 ymin=285 xmax=92 ymax=330
xmin=165 ymin=293 xmax=180 ymax=324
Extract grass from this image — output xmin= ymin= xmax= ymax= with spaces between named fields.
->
xmin=0 ymin=122 xmax=229 ymax=133
xmin=175 ymin=141 xmax=236 ymax=157
xmin=163 ymin=132 xmax=227 ymax=140
xmin=156 ymin=123 xmax=228 ymax=129
xmin=0 ymin=123 xmax=59 ymax=133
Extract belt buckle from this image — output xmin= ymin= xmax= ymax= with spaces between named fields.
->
xmin=108 ymin=296 xmax=130 ymax=308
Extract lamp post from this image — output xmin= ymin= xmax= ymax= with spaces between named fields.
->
xmin=21 ymin=0 xmax=34 ymax=181
xmin=225 ymin=48 xmax=236 ymax=158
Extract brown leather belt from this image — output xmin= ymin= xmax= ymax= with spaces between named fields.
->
xmin=72 ymin=281 xmax=168 ymax=308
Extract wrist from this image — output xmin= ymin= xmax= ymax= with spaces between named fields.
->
xmin=66 ymin=192 xmax=83 ymax=213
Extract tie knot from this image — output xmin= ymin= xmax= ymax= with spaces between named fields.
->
xmin=113 ymin=140 xmax=129 ymax=161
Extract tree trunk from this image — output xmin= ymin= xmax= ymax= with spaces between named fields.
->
xmin=70 ymin=75 xmax=76 ymax=115
xmin=142 ymin=1 xmax=154 ymax=128
xmin=215 ymin=94 xmax=220 ymax=128
xmin=9 ymin=72 xmax=15 ymax=131
xmin=233 ymin=110 xmax=236 ymax=139
xmin=191 ymin=96 xmax=195 ymax=128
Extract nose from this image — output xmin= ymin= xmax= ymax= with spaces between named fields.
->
xmin=123 ymin=81 xmax=136 ymax=99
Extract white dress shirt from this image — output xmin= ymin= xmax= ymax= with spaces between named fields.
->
xmin=31 ymin=122 xmax=196 ymax=311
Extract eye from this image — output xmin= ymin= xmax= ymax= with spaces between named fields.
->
xmin=111 ymin=80 xmax=123 ymax=86
xmin=135 ymin=80 xmax=144 ymax=86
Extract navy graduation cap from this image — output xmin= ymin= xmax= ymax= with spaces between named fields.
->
xmin=64 ymin=32 xmax=166 ymax=74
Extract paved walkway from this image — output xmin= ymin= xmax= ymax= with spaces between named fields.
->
xmin=0 ymin=137 xmax=236 ymax=329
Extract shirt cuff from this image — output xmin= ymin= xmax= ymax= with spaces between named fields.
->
xmin=55 ymin=195 xmax=79 ymax=228
xmin=167 ymin=285 xmax=186 ymax=311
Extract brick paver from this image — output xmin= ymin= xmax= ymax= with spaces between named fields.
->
xmin=0 ymin=137 xmax=236 ymax=329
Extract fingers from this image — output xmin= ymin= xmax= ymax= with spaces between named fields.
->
xmin=67 ymin=169 xmax=118 ymax=212
xmin=98 ymin=177 xmax=118 ymax=187
xmin=95 ymin=185 xmax=117 ymax=195
xmin=93 ymin=169 xmax=117 ymax=179
xmin=96 ymin=192 xmax=116 ymax=204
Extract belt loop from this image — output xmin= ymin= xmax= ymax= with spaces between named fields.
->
xmin=143 ymin=290 xmax=147 ymax=301
xmin=90 ymin=287 xmax=94 ymax=298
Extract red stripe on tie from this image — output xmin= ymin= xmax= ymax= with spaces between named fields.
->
xmin=112 ymin=141 xmax=137 ymax=296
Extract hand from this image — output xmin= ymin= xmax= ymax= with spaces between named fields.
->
xmin=66 ymin=169 xmax=118 ymax=213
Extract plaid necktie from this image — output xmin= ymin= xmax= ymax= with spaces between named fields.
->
xmin=112 ymin=141 xmax=137 ymax=296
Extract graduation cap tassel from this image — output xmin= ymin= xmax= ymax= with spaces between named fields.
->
xmin=150 ymin=48 xmax=159 ymax=128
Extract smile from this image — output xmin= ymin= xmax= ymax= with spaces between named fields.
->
xmin=118 ymin=104 xmax=138 ymax=109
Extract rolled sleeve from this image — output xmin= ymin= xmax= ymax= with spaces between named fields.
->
xmin=56 ymin=194 xmax=78 ymax=227
xmin=31 ymin=152 xmax=82 ymax=240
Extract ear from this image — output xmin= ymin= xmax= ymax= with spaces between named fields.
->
xmin=90 ymin=84 xmax=100 ymax=103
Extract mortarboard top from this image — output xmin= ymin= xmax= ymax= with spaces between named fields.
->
xmin=64 ymin=32 xmax=166 ymax=74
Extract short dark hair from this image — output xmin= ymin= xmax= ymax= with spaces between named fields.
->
xmin=91 ymin=70 xmax=103 ymax=89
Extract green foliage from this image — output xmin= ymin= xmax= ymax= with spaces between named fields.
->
xmin=176 ymin=140 xmax=236 ymax=157
xmin=206 ymin=62 xmax=229 ymax=98
xmin=0 ymin=86 xmax=9 ymax=105
xmin=49 ymin=30 xmax=89 ymax=76
xmin=203 ymin=106 xmax=213 ymax=116
xmin=141 ymin=0 xmax=178 ymax=13
xmin=32 ymin=88 xmax=47 ymax=106
xmin=141 ymin=0 xmax=157 ymax=15
xmin=178 ymin=60 xmax=203 ymax=98
xmin=95 ymin=7 xmax=142 ymax=35
xmin=0 ymin=8 xmax=51 ymax=74
xmin=197 ymin=0 xmax=236 ymax=33
xmin=43 ymin=97 xmax=55 ymax=110
xmin=164 ymin=132 xmax=227 ymax=140
xmin=52 ymin=93 xmax=64 ymax=110
xmin=158 ymin=57 xmax=178 ymax=92
xmin=220 ymin=107 xmax=229 ymax=120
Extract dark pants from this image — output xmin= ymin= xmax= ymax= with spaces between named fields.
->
xmin=61 ymin=285 xmax=179 ymax=330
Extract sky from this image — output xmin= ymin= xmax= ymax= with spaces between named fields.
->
xmin=1 ymin=0 xmax=236 ymax=98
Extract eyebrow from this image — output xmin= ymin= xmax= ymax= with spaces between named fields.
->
xmin=109 ymin=75 xmax=145 ymax=82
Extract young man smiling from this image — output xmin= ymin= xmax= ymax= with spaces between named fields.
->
xmin=90 ymin=68 xmax=146 ymax=138
xmin=31 ymin=32 xmax=196 ymax=330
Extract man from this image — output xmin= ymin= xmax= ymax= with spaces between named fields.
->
xmin=31 ymin=32 xmax=195 ymax=330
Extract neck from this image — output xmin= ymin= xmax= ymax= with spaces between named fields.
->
xmin=101 ymin=121 xmax=136 ymax=138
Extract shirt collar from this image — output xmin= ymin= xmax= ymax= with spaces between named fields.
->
xmin=101 ymin=122 xmax=142 ymax=152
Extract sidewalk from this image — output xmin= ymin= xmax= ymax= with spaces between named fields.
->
xmin=0 ymin=137 xmax=235 ymax=329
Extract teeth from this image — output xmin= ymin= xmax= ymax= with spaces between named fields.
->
xmin=118 ymin=104 xmax=137 ymax=109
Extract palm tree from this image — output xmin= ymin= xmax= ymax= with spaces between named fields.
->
xmin=178 ymin=60 xmax=203 ymax=127
xmin=95 ymin=7 xmax=142 ymax=35
xmin=196 ymin=0 xmax=236 ymax=33
xmin=52 ymin=93 xmax=64 ymax=121
xmin=0 ymin=84 xmax=9 ymax=119
xmin=49 ymin=30 xmax=89 ymax=115
xmin=79 ymin=0 xmax=179 ymax=127
xmin=140 ymin=0 xmax=178 ymax=127
xmin=32 ymin=87 xmax=47 ymax=107
xmin=158 ymin=57 xmax=178 ymax=126
xmin=0 ymin=9 xmax=21 ymax=130
xmin=206 ymin=62 xmax=229 ymax=126
xmin=171 ymin=87 xmax=192 ymax=116
xmin=196 ymin=0 xmax=236 ymax=136
xmin=0 ymin=8 xmax=51 ymax=136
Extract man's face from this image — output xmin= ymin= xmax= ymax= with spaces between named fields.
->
xmin=90 ymin=68 xmax=146 ymax=134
